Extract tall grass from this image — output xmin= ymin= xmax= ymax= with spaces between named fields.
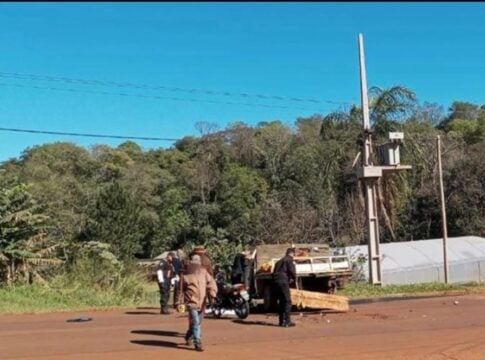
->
xmin=0 ymin=242 xmax=161 ymax=314
xmin=341 ymin=281 xmax=485 ymax=298
xmin=0 ymin=278 xmax=159 ymax=314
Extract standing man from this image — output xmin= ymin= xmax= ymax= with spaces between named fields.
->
xmin=171 ymin=251 xmax=183 ymax=310
xmin=156 ymin=252 xmax=175 ymax=315
xmin=182 ymin=254 xmax=218 ymax=352
xmin=272 ymin=247 xmax=297 ymax=327
xmin=231 ymin=247 xmax=252 ymax=286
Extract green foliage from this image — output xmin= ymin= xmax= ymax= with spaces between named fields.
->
xmin=0 ymin=278 xmax=158 ymax=314
xmin=340 ymin=281 xmax=484 ymax=298
xmin=84 ymin=182 xmax=146 ymax=260
xmin=0 ymin=182 xmax=59 ymax=283
xmin=0 ymin=87 xmax=484 ymax=287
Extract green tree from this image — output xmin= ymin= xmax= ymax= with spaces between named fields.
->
xmin=369 ymin=86 xmax=417 ymax=135
xmin=0 ymin=183 xmax=56 ymax=283
xmin=83 ymin=181 xmax=145 ymax=261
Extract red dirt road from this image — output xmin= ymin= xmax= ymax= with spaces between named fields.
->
xmin=2 ymin=294 xmax=485 ymax=360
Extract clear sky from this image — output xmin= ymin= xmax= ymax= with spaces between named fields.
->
xmin=0 ymin=2 xmax=484 ymax=161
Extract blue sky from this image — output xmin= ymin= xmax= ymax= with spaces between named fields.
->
xmin=0 ymin=2 xmax=484 ymax=161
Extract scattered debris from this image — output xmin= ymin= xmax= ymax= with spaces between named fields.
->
xmin=454 ymin=300 xmax=459 ymax=305
xmin=66 ymin=316 xmax=92 ymax=323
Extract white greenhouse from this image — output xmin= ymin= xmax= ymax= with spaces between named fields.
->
xmin=345 ymin=236 xmax=485 ymax=285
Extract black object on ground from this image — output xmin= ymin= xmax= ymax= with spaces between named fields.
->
xmin=66 ymin=316 xmax=92 ymax=323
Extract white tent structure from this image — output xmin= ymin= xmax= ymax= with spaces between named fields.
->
xmin=345 ymin=236 xmax=485 ymax=285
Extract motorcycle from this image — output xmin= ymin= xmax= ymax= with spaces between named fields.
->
xmin=211 ymin=272 xmax=251 ymax=320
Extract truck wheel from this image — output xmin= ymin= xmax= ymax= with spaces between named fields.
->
xmin=263 ymin=284 xmax=277 ymax=313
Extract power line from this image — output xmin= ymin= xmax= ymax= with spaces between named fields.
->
xmin=0 ymin=82 xmax=325 ymax=112
xmin=0 ymin=71 xmax=356 ymax=106
xmin=0 ymin=126 xmax=451 ymax=145
xmin=0 ymin=127 xmax=180 ymax=141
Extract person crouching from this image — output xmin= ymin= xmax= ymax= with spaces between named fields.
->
xmin=182 ymin=254 xmax=218 ymax=352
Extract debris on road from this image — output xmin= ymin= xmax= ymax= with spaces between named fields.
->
xmin=66 ymin=316 xmax=92 ymax=323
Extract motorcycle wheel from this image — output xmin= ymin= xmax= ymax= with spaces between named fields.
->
xmin=235 ymin=302 xmax=250 ymax=320
xmin=212 ymin=307 xmax=223 ymax=318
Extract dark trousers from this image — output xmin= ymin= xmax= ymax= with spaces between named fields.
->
xmin=274 ymin=281 xmax=292 ymax=324
xmin=158 ymin=281 xmax=170 ymax=312
xmin=231 ymin=274 xmax=243 ymax=285
xmin=173 ymin=280 xmax=180 ymax=308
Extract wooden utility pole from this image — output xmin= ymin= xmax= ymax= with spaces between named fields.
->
xmin=437 ymin=135 xmax=449 ymax=283
xmin=357 ymin=34 xmax=411 ymax=285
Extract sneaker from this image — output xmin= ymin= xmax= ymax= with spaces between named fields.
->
xmin=194 ymin=342 xmax=204 ymax=352
xmin=284 ymin=321 xmax=296 ymax=328
xmin=185 ymin=338 xmax=193 ymax=347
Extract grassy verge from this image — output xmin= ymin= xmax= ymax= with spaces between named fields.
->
xmin=341 ymin=281 xmax=485 ymax=299
xmin=0 ymin=282 xmax=160 ymax=315
xmin=3 ymin=280 xmax=485 ymax=315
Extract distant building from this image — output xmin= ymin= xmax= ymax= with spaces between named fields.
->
xmin=346 ymin=236 xmax=485 ymax=285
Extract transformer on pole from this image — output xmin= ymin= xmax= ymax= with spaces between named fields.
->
xmin=357 ymin=34 xmax=412 ymax=285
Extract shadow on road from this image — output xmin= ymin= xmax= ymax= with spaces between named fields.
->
xmin=131 ymin=330 xmax=183 ymax=337
xmin=204 ymin=316 xmax=233 ymax=321
xmin=125 ymin=311 xmax=159 ymax=315
xmin=136 ymin=306 xmax=159 ymax=310
xmin=130 ymin=339 xmax=180 ymax=348
xmin=232 ymin=319 xmax=277 ymax=327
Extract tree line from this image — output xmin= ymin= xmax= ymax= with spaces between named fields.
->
xmin=1 ymin=85 xmax=485 ymax=282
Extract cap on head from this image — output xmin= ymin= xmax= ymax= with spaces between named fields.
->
xmin=193 ymin=246 xmax=206 ymax=254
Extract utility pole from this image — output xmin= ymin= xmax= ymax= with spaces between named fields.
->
xmin=437 ymin=135 xmax=449 ymax=283
xmin=357 ymin=34 xmax=411 ymax=285
xmin=358 ymin=33 xmax=382 ymax=285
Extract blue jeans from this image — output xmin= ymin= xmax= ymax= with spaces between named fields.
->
xmin=186 ymin=309 xmax=202 ymax=344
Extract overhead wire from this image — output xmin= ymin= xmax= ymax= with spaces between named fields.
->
xmin=0 ymin=82 xmax=325 ymax=112
xmin=0 ymin=71 xmax=356 ymax=107
xmin=0 ymin=71 xmax=355 ymax=143
xmin=0 ymin=127 xmax=180 ymax=141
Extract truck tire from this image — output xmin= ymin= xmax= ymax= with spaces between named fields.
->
xmin=263 ymin=284 xmax=277 ymax=313
xmin=327 ymin=279 xmax=337 ymax=294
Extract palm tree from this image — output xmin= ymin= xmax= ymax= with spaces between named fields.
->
xmin=369 ymin=86 xmax=417 ymax=136
xmin=0 ymin=183 xmax=61 ymax=283
xmin=327 ymin=87 xmax=417 ymax=242
xmin=368 ymin=86 xmax=417 ymax=241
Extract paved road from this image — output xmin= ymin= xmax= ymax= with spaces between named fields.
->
xmin=2 ymin=294 xmax=485 ymax=359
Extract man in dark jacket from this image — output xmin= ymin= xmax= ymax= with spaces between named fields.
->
xmin=171 ymin=252 xmax=183 ymax=309
xmin=231 ymin=247 xmax=252 ymax=286
xmin=157 ymin=253 xmax=175 ymax=314
xmin=272 ymin=247 xmax=297 ymax=327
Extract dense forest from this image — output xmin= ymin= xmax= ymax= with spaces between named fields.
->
xmin=1 ymin=86 xmax=485 ymax=283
